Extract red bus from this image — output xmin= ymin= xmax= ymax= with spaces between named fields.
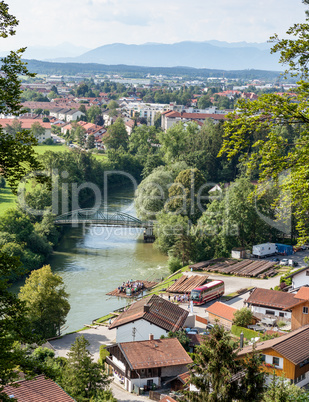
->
xmin=190 ymin=280 xmax=224 ymax=305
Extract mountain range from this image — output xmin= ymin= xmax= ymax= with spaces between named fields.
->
xmin=47 ymin=40 xmax=281 ymax=71
xmin=2 ymin=40 xmax=282 ymax=71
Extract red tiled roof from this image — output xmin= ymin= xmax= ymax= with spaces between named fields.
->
xmin=295 ymin=287 xmax=309 ymax=300
xmin=163 ymin=110 xmax=227 ymax=120
xmin=206 ymin=301 xmax=237 ymax=322
xmin=119 ymin=338 xmax=192 ymax=369
xmin=0 ymin=118 xmax=51 ymax=129
xmin=160 ymin=396 xmax=178 ymax=402
xmin=109 ymin=294 xmax=189 ymax=332
xmin=245 ymin=288 xmax=298 ymax=310
xmin=2 ymin=375 xmax=74 ymax=401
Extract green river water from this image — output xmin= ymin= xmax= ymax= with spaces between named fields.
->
xmin=48 ymin=189 xmax=168 ymax=333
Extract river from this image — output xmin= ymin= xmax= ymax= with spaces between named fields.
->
xmin=47 ymin=189 xmax=168 ymax=333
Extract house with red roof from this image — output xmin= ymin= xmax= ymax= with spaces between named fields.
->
xmin=0 ymin=118 xmax=51 ymax=143
xmin=161 ymin=110 xmax=227 ymax=131
xmin=106 ymin=337 xmax=192 ymax=393
xmin=206 ymin=301 xmax=237 ymax=330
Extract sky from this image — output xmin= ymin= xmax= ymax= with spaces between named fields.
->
xmin=3 ymin=0 xmax=308 ymax=52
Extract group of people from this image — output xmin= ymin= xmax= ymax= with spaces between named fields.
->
xmin=167 ymin=293 xmax=191 ymax=303
xmin=117 ymin=280 xmax=145 ymax=295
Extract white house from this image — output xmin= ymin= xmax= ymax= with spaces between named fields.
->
xmin=109 ymin=294 xmax=189 ymax=343
xmin=245 ymin=288 xmax=298 ymax=320
xmin=285 ymin=266 xmax=309 ymax=289
xmin=0 ymin=118 xmax=51 ymax=143
xmin=106 ymin=337 xmax=192 ymax=393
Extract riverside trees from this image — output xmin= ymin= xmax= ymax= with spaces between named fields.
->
xmin=19 ymin=265 xmax=70 ymax=340
xmin=219 ymin=0 xmax=309 ymax=245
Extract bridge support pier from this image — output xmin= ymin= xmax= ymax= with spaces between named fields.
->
xmin=143 ymin=227 xmax=155 ymax=243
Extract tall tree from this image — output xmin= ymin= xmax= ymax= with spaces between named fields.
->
xmin=219 ymin=1 xmax=309 ymax=244
xmin=19 ymin=265 xmax=70 ymax=340
xmin=61 ymin=335 xmax=112 ymax=402
xmin=186 ymin=325 xmax=265 ymax=402
xmin=0 ymin=1 xmax=44 ymax=193
xmin=103 ymin=117 xmax=128 ymax=150
xmin=0 ymin=253 xmax=34 ymax=400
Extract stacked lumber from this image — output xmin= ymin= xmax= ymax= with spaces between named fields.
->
xmin=167 ymin=275 xmax=208 ymax=294
xmin=200 ymin=259 xmax=277 ymax=278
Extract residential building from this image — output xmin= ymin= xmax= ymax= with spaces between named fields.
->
xmin=161 ymin=110 xmax=227 ymax=131
xmin=0 ymin=118 xmax=51 ymax=143
xmin=206 ymin=301 xmax=238 ymax=330
xmin=109 ymin=294 xmax=189 ymax=343
xmin=106 ymin=337 xmax=192 ymax=393
xmin=2 ymin=375 xmax=74 ymax=401
xmin=245 ymin=288 xmax=295 ymax=320
xmin=285 ymin=266 xmax=309 ymax=289
xmin=287 ymin=287 xmax=309 ymax=330
xmin=238 ymin=325 xmax=309 ymax=387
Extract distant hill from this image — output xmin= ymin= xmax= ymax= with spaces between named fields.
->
xmin=49 ymin=41 xmax=281 ymax=71
xmin=23 ymin=59 xmax=282 ymax=81
xmin=0 ymin=42 xmax=90 ymax=60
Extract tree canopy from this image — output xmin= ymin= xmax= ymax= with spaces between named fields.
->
xmin=19 ymin=265 xmax=70 ymax=340
xmin=219 ymin=2 xmax=309 ymax=244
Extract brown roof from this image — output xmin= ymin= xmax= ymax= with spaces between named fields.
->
xmin=295 ymin=287 xmax=309 ymax=300
xmin=206 ymin=301 xmax=236 ymax=322
xmin=245 ymin=288 xmax=298 ymax=310
xmin=119 ymin=338 xmax=192 ymax=370
xmin=2 ymin=375 xmax=74 ymax=401
xmin=160 ymin=396 xmax=178 ymax=402
xmin=109 ymin=294 xmax=189 ymax=332
xmin=238 ymin=325 xmax=309 ymax=365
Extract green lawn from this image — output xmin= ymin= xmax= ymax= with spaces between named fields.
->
xmin=92 ymin=152 xmax=107 ymax=161
xmin=0 ymin=187 xmax=17 ymax=216
xmin=33 ymin=144 xmax=68 ymax=155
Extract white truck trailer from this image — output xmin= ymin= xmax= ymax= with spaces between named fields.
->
xmin=252 ymin=243 xmax=277 ymax=258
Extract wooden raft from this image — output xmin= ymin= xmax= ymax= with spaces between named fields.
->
xmin=106 ymin=280 xmax=158 ymax=298
xmin=167 ymin=275 xmax=208 ymax=294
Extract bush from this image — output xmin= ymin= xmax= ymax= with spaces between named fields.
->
xmin=168 ymin=255 xmax=182 ymax=274
xmin=232 ymin=307 xmax=254 ymax=327
xmin=98 ymin=344 xmax=110 ymax=364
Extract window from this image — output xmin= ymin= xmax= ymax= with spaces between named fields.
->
xmin=306 ymin=270 xmax=309 ymax=276
xmin=265 ymin=310 xmax=275 ymax=316
xmin=261 ymin=354 xmax=266 ymax=362
xmin=273 ymin=357 xmax=280 ymax=367
xmin=279 ymin=312 xmax=284 ymax=317
xmin=303 ymin=307 xmax=308 ymax=314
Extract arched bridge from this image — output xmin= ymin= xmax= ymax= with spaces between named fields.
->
xmin=54 ymin=209 xmax=153 ymax=229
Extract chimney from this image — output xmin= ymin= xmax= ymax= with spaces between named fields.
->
xmin=144 ymin=305 xmax=150 ymax=313
xmin=149 ymin=333 xmax=154 ymax=341
xmin=240 ymin=331 xmax=244 ymax=349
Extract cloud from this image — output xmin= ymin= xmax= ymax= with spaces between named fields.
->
xmin=3 ymin=0 xmax=308 ymax=51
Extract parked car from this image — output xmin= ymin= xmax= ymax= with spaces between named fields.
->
xmin=271 ymin=257 xmax=280 ymax=262
xmin=280 ymin=258 xmax=289 ymax=265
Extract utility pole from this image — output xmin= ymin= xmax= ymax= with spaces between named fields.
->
xmin=132 ymin=327 xmax=136 ymax=342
